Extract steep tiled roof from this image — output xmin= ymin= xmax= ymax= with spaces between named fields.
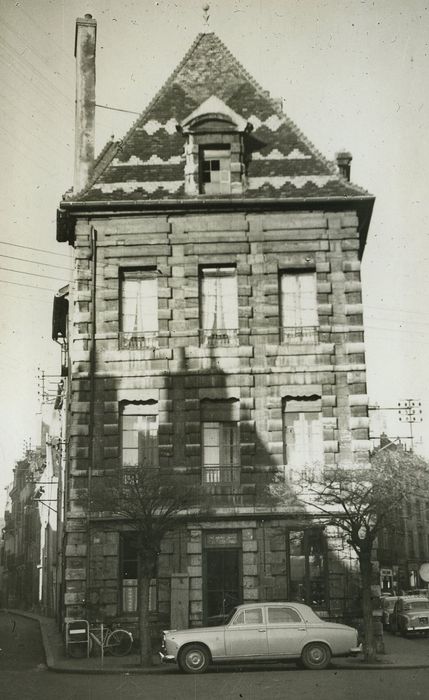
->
xmin=75 ymin=33 xmax=371 ymax=202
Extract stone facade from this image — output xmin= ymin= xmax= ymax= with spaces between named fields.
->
xmin=57 ymin=23 xmax=374 ymax=632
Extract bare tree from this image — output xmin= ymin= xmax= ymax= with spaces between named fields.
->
xmin=91 ymin=467 xmax=196 ymax=667
xmin=270 ymin=448 xmax=429 ymax=662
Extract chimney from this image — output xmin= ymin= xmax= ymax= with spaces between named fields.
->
xmin=74 ymin=14 xmax=97 ymax=194
xmin=336 ymin=151 xmax=352 ymax=181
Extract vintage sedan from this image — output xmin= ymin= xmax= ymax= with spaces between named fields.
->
xmin=389 ymin=596 xmax=429 ymax=636
xmin=160 ymin=602 xmax=360 ymax=673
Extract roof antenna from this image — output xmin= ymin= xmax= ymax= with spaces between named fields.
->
xmin=202 ymin=3 xmax=210 ymax=33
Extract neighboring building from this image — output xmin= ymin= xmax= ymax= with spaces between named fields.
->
xmin=376 ymin=436 xmax=429 ymax=594
xmin=1 ymin=451 xmax=43 ymax=609
xmin=55 ymin=16 xmax=374 ymax=633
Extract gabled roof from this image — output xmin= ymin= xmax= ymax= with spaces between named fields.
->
xmin=73 ymin=32 xmax=372 ymax=203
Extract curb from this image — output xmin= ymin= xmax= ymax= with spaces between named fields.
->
xmin=5 ymin=610 xmax=429 ymax=674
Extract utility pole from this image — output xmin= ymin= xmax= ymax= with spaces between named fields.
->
xmin=398 ymin=399 xmax=423 ymax=452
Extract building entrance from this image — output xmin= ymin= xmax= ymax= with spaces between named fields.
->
xmin=203 ymin=535 xmax=242 ymax=626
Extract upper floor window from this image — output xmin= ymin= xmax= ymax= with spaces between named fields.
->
xmin=199 ymin=266 xmax=239 ymax=346
xmin=280 ymin=270 xmax=318 ymax=343
xmin=200 ymin=145 xmax=231 ymax=194
xmin=120 ymin=402 xmax=158 ymax=469
xmin=201 ymin=398 xmax=240 ymax=484
xmin=120 ymin=269 xmax=158 ymax=349
xmin=283 ymin=396 xmax=323 ymax=471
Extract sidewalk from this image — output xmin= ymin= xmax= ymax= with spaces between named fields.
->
xmin=7 ymin=609 xmax=429 ymax=673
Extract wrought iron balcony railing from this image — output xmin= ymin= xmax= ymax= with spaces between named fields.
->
xmin=202 ymin=465 xmax=240 ymax=485
xmin=199 ymin=328 xmax=239 ymax=347
xmin=280 ymin=326 xmax=319 ymax=344
xmin=119 ymin=331 xmax=159 ymax=350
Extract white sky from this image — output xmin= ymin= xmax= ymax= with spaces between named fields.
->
xmin=1 ymin=0 xmax=429 ymax=511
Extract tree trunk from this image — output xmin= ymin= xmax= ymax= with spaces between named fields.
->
xmin=359 ymin=553 xmax=377 ymax=662
xmin=138 ymin=561 xmax=153 ymax=667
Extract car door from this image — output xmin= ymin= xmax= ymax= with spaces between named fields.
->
xmin=224 ymin=606 xmax=268 ymax=657
xmin=266 ymin=605 xmax=307 ymax=656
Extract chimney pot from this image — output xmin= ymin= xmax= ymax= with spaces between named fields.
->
xmin=336 ymin=150 xmax=352 ymax=181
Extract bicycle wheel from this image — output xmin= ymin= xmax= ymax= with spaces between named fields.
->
xmin=106 ymin=629 xmax=133 ymax=656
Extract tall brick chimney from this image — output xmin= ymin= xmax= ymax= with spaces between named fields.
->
xmin=336 ymin=151 xmax=352 ymax=181
xmin=74 ymin=14 xmax=97 ymax=194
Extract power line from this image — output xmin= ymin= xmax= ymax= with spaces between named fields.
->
xmin=0 ymin=241 xmax=70 ymax=258
xmin=96 ymin=103 xmax=140 ymax=116
xmin=0 ymin=254 xmax=72 ymax=272
xmin=0 ymin=266 xmax=67 ymax=282
xmin=0 ymin=279 xmax=59 ymax=291
xmin=0 ymin=291 xmax=52 ymax=305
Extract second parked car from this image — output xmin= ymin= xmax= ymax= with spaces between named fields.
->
xmin=160 ymin=602 xmax=360 ymax=673
xmin=389 ymin=596 xmax=429 ymax=636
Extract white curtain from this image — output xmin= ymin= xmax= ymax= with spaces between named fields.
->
xmin=122 ymin=277 xmax=158 ymax=333
xmin=281 ymin=272 xmax=317 ymax=327
xmin=201 ymin=268 xmax=238 ymax=331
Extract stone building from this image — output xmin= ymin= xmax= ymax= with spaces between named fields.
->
xmin=55 ymin=16 xmax=374 ymax=632
xmin=1 ymin=450 xmax=43 ymax=609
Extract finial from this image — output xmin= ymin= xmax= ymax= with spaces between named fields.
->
xmin=202 ymin=3 xmax=210 ymax=32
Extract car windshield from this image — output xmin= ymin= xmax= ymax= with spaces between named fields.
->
xmin=404 ymin=600 xmax=429 ymax=611
xmin=224 ymin=607 xmax=238 ymax=624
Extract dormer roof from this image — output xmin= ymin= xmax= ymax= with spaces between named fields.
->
xmin=69 ymin=32 xmax=373 ymax=203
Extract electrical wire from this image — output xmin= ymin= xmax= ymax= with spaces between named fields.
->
xmin=0 ymin=266 xmax=68 ymax=282
xmin=0 ymin=254 xmax=72 ymax=272
xmin=0 ymin=241 xmax=70 ymax=258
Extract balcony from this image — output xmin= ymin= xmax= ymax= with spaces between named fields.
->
xmin=199 ymin=328 xmax=239 ymax=347
xmin=202 ymin=465 xmax=240 ymax=485
xmin=280 ymin=326 xmax=319 ymax=344
xmin=119 ymin=331 xmax=159 ymax=350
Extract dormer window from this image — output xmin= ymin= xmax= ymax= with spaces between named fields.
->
xmin=201 ymin=145 xmax=231 ymax=194
xmin=179 ymin=95 xmax=251 ymax=196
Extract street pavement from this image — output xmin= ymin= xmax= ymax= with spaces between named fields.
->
xmin=3 ymin=608 xmax=429 ymax=674
xmin=1 ymin=610 xmax=429 ymax=700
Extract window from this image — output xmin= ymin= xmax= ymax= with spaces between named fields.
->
xmin=233 ymin=607 xmax=263 ymax=625
xmin=120 ymin=269 xmax=158 ymax=349
xmin=288 ymin=529 xmax=327 ymax=608
xmin=200 ymin=266 xmax=238 ymax=346
xmin=200 ymin=145 xmax=231 ymax=194
xmin=121 ymin=534 xmax=138 ymax=613
xmin=120 ymin=402 xmax=158 ymax=468
xmin=120 ymin=534 xmax=157 ymax=613
xmin=202 ymin=422 xmax=239 ymax=483
xmin=267 ymin=606 xmax=302 ymax=624
xmin=280 ymin=270 xmax=318 ymax=342
xmin=283 ymin=397 xmax=323 ymax=470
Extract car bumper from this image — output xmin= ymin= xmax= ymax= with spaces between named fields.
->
xmin=348 ymin=644 xmax=362 ymax=656
xmin=159 ymin=650 xmax=176 ymax=664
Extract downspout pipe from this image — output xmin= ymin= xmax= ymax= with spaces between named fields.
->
xmin=86 ymin=226 xmax=97 ymax=612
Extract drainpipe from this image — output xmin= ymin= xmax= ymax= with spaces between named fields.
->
xmin=86 ymin=226 xmax=97 ymax=612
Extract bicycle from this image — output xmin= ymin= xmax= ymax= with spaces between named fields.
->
xmin=67 ymin=620 xmax=133 ymax=658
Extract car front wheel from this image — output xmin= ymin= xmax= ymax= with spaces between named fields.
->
xmin=178 ymin=643 xmax=210 ymax=674
xmin=300 ymin=642 xmax=331 ymax=670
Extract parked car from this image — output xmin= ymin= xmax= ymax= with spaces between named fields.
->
xmin=389 ymin=596 xmax=429 ymax=636
xmin=160 ymin=602 xmax=360 ymax=673
xmin=380 ymin=596 xmax=399 ymax=629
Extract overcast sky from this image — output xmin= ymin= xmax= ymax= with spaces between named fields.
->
xmin=1 ymin=0 xmax=428 ymax=511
